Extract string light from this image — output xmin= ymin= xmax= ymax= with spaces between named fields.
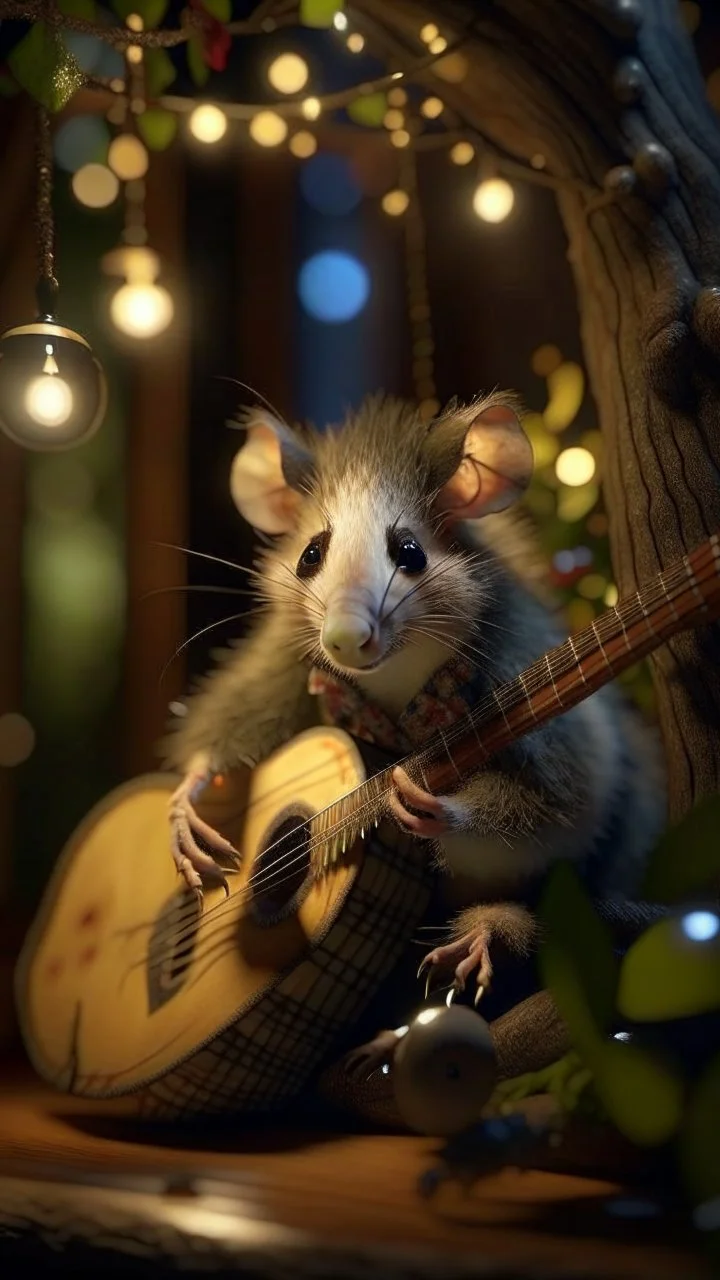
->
xmin=104 ymin=245 xmax=173 ymax=340
xmin=71 ymin=163 xmax=120 ymax=208
xmin=267 ymin=53 xmax=309 ymax=95
xmin=420 ymin=96 xmax=444 ymax=119
xmin=449 ymin=141 xmax=474 ymax=165
xmin=472 ymin=178 xmax=515 ymax=222
xmin=390 ymin=129 xmax=411 ymax=148
xmin=347 ymin=33 xmax=365 ymax=53
xmin=381 ymin=189 xmax=409 ymax=215
xmin=555 ymin=447 xmax=596 ymax=487
xmin=384 ymin=108 xmax=405 ymax=130
xmin=189 ymin=103 xmax=228 ymax=143
xmin=289 ymin=130 xmax=317 ymax=157
xmin=249 ymin=110 xmax=288 ymax=146
xmin=107 ymin=134 xmax=149 ymax=180
xmin=420 ymin=23 xmax=439 ymax=43
xmin=387 ymin=87 xmax=407 ymax=106
xmin=301 ymin=96 xmax=322 ymax=120
xmin=428 ymin=36 xmax=448 ymax=54
xmin=333 ymin=10 xmax=348 ymax=29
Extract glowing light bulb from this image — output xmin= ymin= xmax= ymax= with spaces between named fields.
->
xmin=268 ymin=53 xmax=309 ymax=94
xmin=333 ymin=10 xmax=348 ymax=29
xmin=249 ymin=110 xmax=288 ymax=147
xmin=390 ymin=129 xmax=410 ymax=148
xmin=383 ymin=108 xmax=405 ymax=130
xmin=346 ymin=32 xmax=365 ymax=52
xmin=420 ymin=96 xmax=444 ymax=119
xmin=289 ymin=130 xmax=317 ymax=157
xmin=428 ymin=36 xmax=448 ymax=54
xmin=681 ymin=910 xmax=720 ymax=942
xmin=302 ymin=96 xmax=321 ymax=120
xmin=381 ymin=189 xmax=409 ymax=215
xmin=555 ymin=447 xmax=596 ymax=487
xmin=387 ymin=87 xmax=407 ymax=106
xmin=71 ymin=163 xmax=119 ymax=209
xmin=449 ymin=141 xmax=474 ymax=165
xmin=420 ymin=22 xmax=438 ymax=42
xmin=126 ymin=45 xmax=143 ymax=64
xmin=189 ymin=103 xmax=228 ymax=143
xmin=25 ymin=374 xmax=73 ymax=428
xmin=110 ymin=281 xmax=174 ymax=339
xmin=108 ymin=134 xmax=149 ymax=180
xmin=472 ymin=177 xmax=515 ymax=222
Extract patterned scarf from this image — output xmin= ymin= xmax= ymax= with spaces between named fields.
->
xmin=308 ymin=656 xmax=490 ymax=755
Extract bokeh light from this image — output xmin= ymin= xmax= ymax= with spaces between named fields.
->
xmin=381 ymin=189 xmax=410 ymax=215
xmin=189 ymin=104 xmax=228 ymax=143
xmin=249 ymin=111 xmax=288 ymax=147
xmin=556 ymin=446 xmax=596 ymax=486
xmin=544 ymin=362 xmax=585 ymax=431
xmin=681 ymin=910 xmax=720 ymax=942
xmin=268 ymin=53 xmax=309 ymax=94
xmin=64 ymin=33 xmax=106 ymax=73
xmin=71 ymin=163 xmax=120 ymax=209
xmin=434 ymin=52 xmax=469 ymax=83
xmin=302 ymin=96 xmax=322 ymax=120
xmin=347 ymin=33 xmax=365 ymax=52
xmin=299 ymin=151 xmax=362 ymax=215
xmin=428 ymin=36 xmax=448 ymax=54
xmin=0 ymin=713 xmax=35 ymax=767
xmin=450 ymin=141 xmax=474 ymax=165
xmin=532 ymin=343 xmax=562 ymax=378
xmin=390 ymin=129 xmax=411 ymax=148
xmin=421 ymin=96 xmax=444 ymax=119
xmin=289 ymin=130 xmax=318 ymax=157
xmin=110 ymin=282 xmax=174 ymax=339
xmin=420 ymin=22 xmax=439 ymax=42
xmin=54 ymin=114 xmax=109 ymax=173
xmin=108 ymin=134 xmax=149 ymax=180
xmin=298 ymin=251 xmax=370 ymax=323
xmin=473 ymin=178 xmax=515 ymax=222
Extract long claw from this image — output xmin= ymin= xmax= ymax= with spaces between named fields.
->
xmin=474 ymin=983 xmax=485 ymax=1008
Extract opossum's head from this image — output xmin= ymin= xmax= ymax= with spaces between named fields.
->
xmin=230 ymin=394 xmax=533 ymax=679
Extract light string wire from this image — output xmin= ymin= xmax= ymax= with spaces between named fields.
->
xmin=137 ymin=546 xmax=718 ymax=977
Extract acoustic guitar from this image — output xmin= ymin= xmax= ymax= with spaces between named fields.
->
xmin=15 ymin=534 xmax=720 ymax=1120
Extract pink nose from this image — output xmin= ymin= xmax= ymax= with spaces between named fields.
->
xmin=322 ymin=614 xmax=375 ymax=668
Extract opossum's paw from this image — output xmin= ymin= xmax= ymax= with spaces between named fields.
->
xmin=342 ymin=1028 xmax=402 ymax=1082
xmin=389 ymin=766 xmax=459 ymax=839
xmin=169 ymin=768 xmax=241 ymax=904
xmin=417 ymin=930 xmax=494 ymax=1006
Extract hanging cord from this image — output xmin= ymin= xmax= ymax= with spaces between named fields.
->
xmin=34 ymin=104 xmax=59 ymax=318
xmin=398 ymin=141 xmax=438 ymax=418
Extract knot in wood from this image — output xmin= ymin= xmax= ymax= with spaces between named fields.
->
xmin=644 ymin=320 xmax=695 ymax=410
xmin=612 ymin=57 xmax=645 ymax=104
xmin=692 ymin=287 xmax=720 ymax=358
xmin=633 ymin=141 xmax=678 ymax=195
xmin=603 ymin=165 xmax=638 ymax=197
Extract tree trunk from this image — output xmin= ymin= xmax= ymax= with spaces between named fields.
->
xmin=359 ymin=0 xmax=720 ymax=821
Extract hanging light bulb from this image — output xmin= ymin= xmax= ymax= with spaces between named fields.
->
xmin=302 ymin=96 xmax=321 ymax=120
xmin=289 ymin=130 xmax=317 ymax=158
xmin=189 ymin=103 xmax=228 ymax=144
xmin=449 ymin=141 xmax=474 ymax=165
xmin=0 ymin=295 xmax=107 ymax=452
xmin=381 ymin=189 xmax=409 ymax=215
xmin=108 ymin=134 xmax=149 ymax=181
xmin=103 ymin=244 xmax=174 ymax=340
xmin=472 ymin=177 xmax=515 ymax=222
xmin=420 ymin=22 xmax=439 ymax=43
xmin=249 ymin=111 xmax=288 ymax=147
xmin=420 ymin=96 xmax=444 ymax=119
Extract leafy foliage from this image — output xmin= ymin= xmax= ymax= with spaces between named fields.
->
xmin=590 ymin=1037 xmax=684 ymax=1147
xmin=144 ymin=47 xmax=177 ymax=97
xmin=642 ymin=793 xmax=720 ymax=904
xmin=187 ymin=36 xmax=210 ymax=87
xmin=137 ymin=107 xmax=178 ymax=150
xmin=680 ymin=1051 xmax=720 ymax=1202
xmin=301 ymin=0 xmax=345 ymax=27
xmin=7 ymin=23 xmax=84 ymax=111
xmin=618 ymin=915 xmax=720 ymax=1022
xmin=347 ymin=92 xmax=388 ymax=128
xmin=201 ymin=0 xmax=231 ymax=20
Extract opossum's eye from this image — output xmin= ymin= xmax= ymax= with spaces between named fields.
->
xmin=388 ymin=529 xmax=427 ymax=575
xmin=297 ymin=530 xmax=330 ymax=579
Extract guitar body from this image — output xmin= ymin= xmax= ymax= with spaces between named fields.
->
xmin=16 ymin=728 xmax=435 ymax=1120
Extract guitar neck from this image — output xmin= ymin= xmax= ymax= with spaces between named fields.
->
xmin=323 ymin=533 xmax=720 ymax=837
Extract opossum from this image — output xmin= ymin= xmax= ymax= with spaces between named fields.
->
xmin=163 ymin=392 xmax=666 ymax=1056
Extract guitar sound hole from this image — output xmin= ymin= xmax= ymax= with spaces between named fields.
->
xmin=146 ymin=893 xmax=201 ymax=1013
xmin=252 ymin=808 xmax=312 ymax=924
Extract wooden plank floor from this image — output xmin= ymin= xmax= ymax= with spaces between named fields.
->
xmin=0 ymin=1062 xmax=710 ymax=1278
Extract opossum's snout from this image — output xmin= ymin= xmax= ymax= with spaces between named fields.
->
xmin=321 ymin=590 xmax=382 ymax=670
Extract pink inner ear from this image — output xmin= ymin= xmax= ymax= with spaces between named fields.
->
xmin=230 ymin=422 xmax=301 ymax=534
xmin=437 ymin=404 xmax=532 ymax=524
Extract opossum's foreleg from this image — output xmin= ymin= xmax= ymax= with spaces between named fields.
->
xmin=418 ymin=902 xmax=538 ymax=1003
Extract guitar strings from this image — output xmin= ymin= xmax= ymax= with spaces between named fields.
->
xmin=134 ymin=553 xmax=713 ymax=977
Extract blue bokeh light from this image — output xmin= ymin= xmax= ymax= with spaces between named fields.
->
xmin=298 ymin=251 xmax=370 ymax=324
xmin=53 ymin=115 xmax=109 ymax=174
xmin=64 ymin=33 xmax=106 ymax=73
xmin=680 ymin=910 xmax=720 ymax=942
xmin=299 ymin=152 xmax=362 ymax=217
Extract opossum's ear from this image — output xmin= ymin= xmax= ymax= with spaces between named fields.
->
xmin=229 ymin=408 xmax=314 ymax=535
xmin=429 ymin=398 xmax=533 ymax=524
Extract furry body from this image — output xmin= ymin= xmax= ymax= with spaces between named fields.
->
xmin=165 ymin=394 xmax=666 ymax=992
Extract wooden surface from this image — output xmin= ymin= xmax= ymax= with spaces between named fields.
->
xmin=0 ymin=1062 xmax=709 ymax=1278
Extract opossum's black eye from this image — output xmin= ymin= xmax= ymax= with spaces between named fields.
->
xmin=389 ymin=529 xmax=427 ymax=575
xmin=297 ymin=531 xmax=329 ymax=579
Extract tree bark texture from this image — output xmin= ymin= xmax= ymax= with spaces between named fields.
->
xmin=359 ymin=0 xmax=720 ymax=822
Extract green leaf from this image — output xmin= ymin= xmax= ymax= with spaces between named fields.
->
xmin=592 ymin=1037 xmax=684 ymax=1147
xmin=144 ymin=47 xmax=177 ymax=97
xmin=7 ymin=22 xmax=84 ymax=112
xmin=680 ymin=1051 xmax=720 ymax=1204
xmin=111 ymin=0 xmax=168 ymax=28
xmin=58 ymin=0 xmax=97 ymax=18
xmin=137 ymin=107 xmax=177 ymax=150
xmin=537 ymin=861 xmax=619 ymax=1054
xmin=300 ymin=0 xmax=344 ymax=27
xmin=187 ymin=36 xmax=210 ymax=88
xmin=347 ymin=91 xmax=387 ymax=128
xmin=202 ymin=0 xmax=231 ymax=20
xmin=617 ymin=914 xmax=720 ymax=1022
xmin=642 ymin=794 xmax=720 ymax=904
